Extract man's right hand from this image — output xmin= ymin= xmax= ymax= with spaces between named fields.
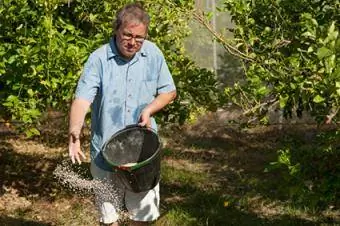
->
xmin=68 ymin=98 xmax=91 ymax=164
xmin=68 ymin=133 xmax=86 ymax=164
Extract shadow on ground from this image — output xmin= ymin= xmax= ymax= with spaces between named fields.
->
xmin=159 ymin=112 xmax=339 ymax=225
xmin=159 ymin=182 xmax=328 ymax=226
xmin=0 ymin=215 xmax=52 ymax=226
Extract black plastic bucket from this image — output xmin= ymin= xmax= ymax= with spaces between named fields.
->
xmin=101 ymin=125 xmax=161 ymax=193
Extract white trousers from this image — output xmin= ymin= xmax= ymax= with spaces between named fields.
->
xmin=90 ymin=162 xmax=160 ymax=224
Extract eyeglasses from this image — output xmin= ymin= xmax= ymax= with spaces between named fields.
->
xmin=121 ymin=31 xmax=146 ymax=44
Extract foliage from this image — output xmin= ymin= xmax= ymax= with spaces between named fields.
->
xmin=265 ymin=129 xmax=340 ymax=209
xmin=217 ymin=0 xmax=340 ymax=210
xmin=0 ymin=0 xmax=222 ymax=135
xmin=0 ymin=0 xmax=101 ymax=135
xmin=206 ymin=0 xmax=340 ymax=124
xmin=194 ymin=0 xmax=340 ymax=211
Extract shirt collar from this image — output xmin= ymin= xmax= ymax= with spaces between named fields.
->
xmin=107 ymin=37 xmax=147 ymax=61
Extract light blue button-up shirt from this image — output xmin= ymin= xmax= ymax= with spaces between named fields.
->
xmin=75 ymin=37 xmax=176 ymax=170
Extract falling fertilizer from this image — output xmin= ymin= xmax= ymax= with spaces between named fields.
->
xmin=53 ymin=161 xmax=128 ymax=222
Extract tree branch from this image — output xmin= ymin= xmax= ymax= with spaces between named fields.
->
xmin=193 ymin=10 xmax=254 ymax=62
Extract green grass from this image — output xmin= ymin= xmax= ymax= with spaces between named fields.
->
xmin=155 ymin=122 xmax=339 ymax=225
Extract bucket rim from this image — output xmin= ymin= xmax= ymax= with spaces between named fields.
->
xmin=101 ymin=125 xmax=160 ymax=171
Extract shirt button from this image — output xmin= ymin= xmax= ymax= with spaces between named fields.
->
xmin=128 ymin=94 xmax=132 ymax=98
xmin=127 ymin=109 xmax=131 ymax=113
xmin=128 ymin=79 xmax=132 ymax=82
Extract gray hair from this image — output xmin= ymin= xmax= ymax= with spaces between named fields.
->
xmin=114 ymin=3 xmax=150 ymax=32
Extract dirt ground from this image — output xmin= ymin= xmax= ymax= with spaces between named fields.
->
xmin=0 ymin=110 xmax=339 ymax=225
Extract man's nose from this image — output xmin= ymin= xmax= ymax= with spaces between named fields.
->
xmin=129 ymin=37 xmax=136 ymax=45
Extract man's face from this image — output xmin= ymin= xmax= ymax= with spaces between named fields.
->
xmin=116 ymin=22 xmax=147 ymax=60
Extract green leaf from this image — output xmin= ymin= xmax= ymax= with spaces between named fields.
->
xmin=27 ymin=89 xmax=34 ymax=97
xmin=307 ymin=46 xmax=314 ymax=53
xmin=205 ymin=12 xmax=214 ymax=21
xmin=302 ymin=31 xmax=315 ymax=39
xmin=256 ymin=86 xmax=268 ymax=96
xmin=25 ymin=127 xmax=40 ymax=138
xmin=336 ymin=82 xmax=340 ymax=88
xmin=7 ymin=55 xmax=16 ymax=64
xmin=317 ymin=47 xmax=332 ymax=59
xmin=313 ymin=95 xmax=325 ymax=103
xmin=328 ymin=21 xmax=335 ymax=34
xmin=279 ymin=95 xmax=288 ymax=108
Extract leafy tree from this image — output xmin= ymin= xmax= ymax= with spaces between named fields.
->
xmin=196 ymin=0 xmax=339 ymax=124
xmin=194 ymin=0 xmax=339 ymax=209
xmin=0 ymin=0 xmax=221 ymax=135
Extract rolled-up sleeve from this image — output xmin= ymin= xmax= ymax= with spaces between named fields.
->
xmin=75 ymin=53 xmax=102 ymax=102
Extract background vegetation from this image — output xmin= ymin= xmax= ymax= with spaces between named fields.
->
xmin=199 ymin=0 xmax=340 ymax=210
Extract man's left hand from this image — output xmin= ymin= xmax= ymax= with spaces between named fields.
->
xmin=138 ymin=109 xmax=152 ymax=128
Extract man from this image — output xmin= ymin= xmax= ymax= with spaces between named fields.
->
xmin=68 ymin=3 xmax=176 ymax=226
